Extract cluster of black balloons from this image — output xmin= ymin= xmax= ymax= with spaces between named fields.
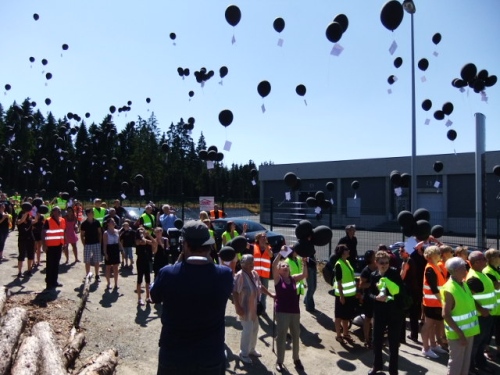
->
xmin=390 ymin=170 xmax=411 ymax=188
xmin=225 ymin=5 xmax=241 ymax=27
xmin=397 ymin=208 xmax=444 ymax=241
xmin=194 ymin=68 xmax=215 ymax=84
xmin=199 ymin=145 xmax=224 ymax=162
xmin=452 ymin=63 xmax=497 ymax=93
xmin=183 ymin=117 xmax=195 ymax=131
xmin=427 ymin=101 xmax=453 ymax=120
xmin=283 ymin=172 xmax=301 ymax=191
xmin=177 ymin=67 xmax=190 ymax=78
xmin=294 ymin=220 xmax=333 ymax=257
xmin=325 ymin=14 xmax=349 ymax=43
xmin=305 ymin=182 xmax=335 ymax=211
xmin=67 ymin=112 xmax=83 ymax=122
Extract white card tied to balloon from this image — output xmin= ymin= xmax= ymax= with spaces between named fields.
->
xmin=277 ymin=38 xmax=283 ymax=47
xmin=224 ymin=141 xmax=232 ymax=151
xmin=261 ymin=104 xmax=266 ymax=113
xmin=330 ymin=43 xmax=344 ymax=56
xmin=389 ymin=40 xmax=398 ymax=55
xmin=434 ymin=181 xmax=440 ymax=189
xmin=285 ymin=192 xmax=291 ymax=201
xmin=424 ymin=119 xmax=431 ymax=125
xmin=314 ymin=206 xmax=321 ymax=214
xmin=251 ymin=179 xmax=256 ymax=186
xmin=139 ymin=189 xmax=145 ymax=197
xmin=445 ymin=120 xmax=453 ymax=127
xmin=421 ymin=76 xmax=427 ymax=83
xmin=121 ymin=193 xmax=127 ymax=200
xmin=206 ymin=161 xmax=214 ymax=170
xmin=394 ymin=187 xmax=402 ymax=197
xmin=280 ymin=246 xmax=293 ymax=258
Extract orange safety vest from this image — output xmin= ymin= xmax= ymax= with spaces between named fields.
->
xmin=209 ymin=209 xmax=225 ymax=219
xmin=423 ymin=262 xmax=446 ymax=307
xmin=75 ymin=206 xmax=84 ymax=222
xmin=253 ymin=244 xmax=271 ymax=279
xmin=437 ymin=260 xmax=449 ymax=279
xmin=45 ymin=217 xmax=66 ymax=247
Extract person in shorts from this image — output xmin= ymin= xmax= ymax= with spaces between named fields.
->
xmin=119 ymin=221 xmax=135 ymax=269
xmin=80 ymin=209 xmax=102 ymax=281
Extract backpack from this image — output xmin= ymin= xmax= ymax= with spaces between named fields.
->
xmin=322 ymin=261 xmax=335 ymax=286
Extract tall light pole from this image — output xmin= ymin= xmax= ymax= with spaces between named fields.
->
xmin=403 ymin=0 xmax=417 ymax=212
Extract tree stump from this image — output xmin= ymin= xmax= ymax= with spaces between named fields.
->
xmin=10 ymin=335 xmax=41 ymax=375
xmin=32 ymin=321 xmax=67 ymax=375
xmin=74 ymin=272 xmax=93 ymax=329
xmin=76 ymin=348 xmax=118 ymax=375
xmin=63 ymin=332 xmax=86 ymax=370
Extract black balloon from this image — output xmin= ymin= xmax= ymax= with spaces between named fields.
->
xmin=207 ymin=145 xmax=218 ymax=153
xmin=473 ymin=79 xmax=485 ymax=93
xmin=452 ymin=78 xmax=467 ymax=88
xmin=400 ymin=173 xmax=410 ymax=188
xmin=219 ymin=246 xmax=236 ymax=262
xmin=292 ymin=178 xmax=301 ymax=191
xmin=38 ymin=205 xmax=49 ymax=215
xmin=418 ymin=58 xmax=429 ymax=72
xmin=109 ymin=106 xmax=116 ymax=114
xmin=306 ymin=197 xmax=317 ymax=208
xmin=225 ymin=5 xmax=241 ymax=27
xmin=174 ymin=218 xmax=184 ymax=230
xmin=351 ymin=180 xmax=360 ymax=190
xmin=45 ymin=72 xmax=52 ymax=80
xmin=207 ymin=150 xmax=217 ymax=161
xmin=334 ymin=14 xmax=349 ymax=33
xmin=215 ymin=152 xmax=224 ymax=162
xmin=414 ymin=208 xmax=430 ymax=222
xmin=460 ymin=63 xmax=477 ymax=82
xmin=431 ymin=225 xmax=444 ymax=238
xmin=188 ymin=117 xmax=195 ymax=125
xmin=485 ymin=75 xmax=497 ymax=87
xmin=32 ymin=198 xmax=43 ymax=208
xmin=315 ymin=191 xmax=325 ymax=202
xmin=231 ymin=236 xmax=247 ymax=254
xmin=199 ymin=150 xmax=208 ymax=160
xmin=493 ymin=165 xmax=500 ymax=177
xmin=62 ymin=44 xmax=69 ymax=51
xmin=415 ymin=220 xmax=431 ymax=241
xmin=442 ymin=102 xmax=454 ymax=116
xmin=432 ymin=33 xmax=441 ymax=45
xmin=177 ymin=67 xmax=184 ymax=76
xmin=325 ymin=22 xmax=343 ymax=43
xmin=188 ymin=91 xmax=194 ymax=98
xmin=121 ymin=181 xmax=129 ymax=189
xmin=219 ymin=66 xmax=228 ymax=78
xmin=4 ymin=84 xmax=11 ymax=91
xmin=22 ymin=202 xmax=32 ymax=212
xmin=45 ymin=98 xmax=51 ymax=105
xmin=169 ymin=32 xmax=176 ymax=40
xmin=33 ymin=13 xmax=39 ymax=21
xmin=257 ymin=80 xmax=271 ymax=98
xmin=447 ymin=129 xmax=457 ymax=141
xmin=146 ymin=97 xmax=151 ymax=104
xmin=433 ymin=161 xmax=443 ymax=173
xmin=319 ymin=200 xmax=332 ymax=210
xmin=387 ymin=75 xmax=396 ymax=85
xmin=134 ymin=174 xmax=144 ymax=183
xmin=219 ymin=109 xmax=233 ymax=127
xmin=422 ymin=99 xmax=432 ymax=111
xmin=295 ymin=84 xmax=306 ymax=96
xmin=380 ymin=0 xmax=404 ymax=31
xmin=284 ymin=172 xmax=298 ymax=188
xmin=478 ymin=69 xmax=488 ymax=80
xmin=397 ymin=210 xmax=414 ymax=228
xmin=250 ymin=168 xmax=258 ymax=177
xmin=85 ymin=112 xmax=90 ymax=118
xmin=293 ymin=239 xmax=315 ymax=258
xmin=161 ymin=143 xmax=169 ymax=153
xmin=394 ymin=57 xmax=403 ymax=68
xmin=29 ymin=57 xmax=35 ymax=63
xmin=295 ymin=220 xmax=313 ymax=240
xmin=434 ymin=110 xmax=444 ymax=120
xmin=312 ymin=225 xmax=333 ymax=246
xmin=42 ymin=58 xmax=48 ymax=66
xmin=326 ymin=181 xmax=334 ymax=191
xmin=183 ymin=68 xmax=189 ymax=76
xmin=390 ymin=170 xmax=401 ymax=185
xmin=402 ymin=223 xmax=416 ymax=238
xmin=273 ymin=17 xmax=285 ymax=33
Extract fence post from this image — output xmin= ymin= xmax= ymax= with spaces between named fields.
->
xmin=329 ymin=204 xmax=333 ymax=256
xmin=270 ymin=197 xmax=274 ymax=231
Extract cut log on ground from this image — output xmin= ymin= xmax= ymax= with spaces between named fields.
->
xmin=63 ymin=332 xmax=86 ymax=370
xmin=76 ymin=348 xmax=118 ymax=375
xmin=0 ymin=306 xmax=28 ymax=374
xmin=32 ymin=321 xmax=67 ymax=375
xmin=73 ymin=272 xmax=93 ymax=329
xmin=10 ymin=335 xmax=41 ymax=375
xmin=0 ymin=287 xmax=7 ymax=314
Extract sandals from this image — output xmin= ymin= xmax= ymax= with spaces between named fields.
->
xmin=138 ymin=299 xmax=145 ymax=306
xmin=336 ymin=336 xmax=345 ymax=344
xmin=343 ymin=334 xmax=354 ymax=342
xmin=146 ymin=298 xmax=153 ymax=304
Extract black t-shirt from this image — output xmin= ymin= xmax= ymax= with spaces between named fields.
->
xmin=114 ymin=206 xmax=126 ymax=218
xmin=0 ymin=212 xmax=9 ymax=232
xmin=81 ymin=219 xmax=101 ymax=244
xmin=104 ymin=214 xmax=121 ymax=228
xmin=466 ymin=276 xmax=485 ymax=294
xmin=120 ymin=228 xmax=136 ymax=248
xmin=338 ymin=235 xmax=358 ymax=266
xmin=135 ymin=230 xmax=152 ymax=259
xmin=17 ymin=217 xmax=34 ymax=241
xmin=32 ymin=215 xmax=44 ymax=235
xmin=360 ymin=265 xmax=375 ymax=301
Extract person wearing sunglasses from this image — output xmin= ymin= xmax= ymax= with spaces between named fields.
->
xmin=367 ymin=251 xmax=405 ymax=375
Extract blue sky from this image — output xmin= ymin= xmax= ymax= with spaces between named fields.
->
xmin=1 ymin=0 xmax=499 ymax=167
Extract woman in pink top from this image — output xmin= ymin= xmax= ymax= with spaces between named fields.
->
xmin=63 ymin=207 xmax=79 ymax=263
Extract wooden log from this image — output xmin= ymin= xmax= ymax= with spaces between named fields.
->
xmin=0 ymin=307 xmax=28 ymax=374
xmin=62 ymin=332 xmax=86 ymax=370
xmin=0 ymin=287 xmax=7 ymax=314
xmin=10 ymin=335 xmax=41 ymax=375
xmin=76 ymin=348 xmax=118 ymax=375
xmin=73 ymin=272 xmax=93 ymax=329
xmin=32 ymin=321 xmax=67 ymax=375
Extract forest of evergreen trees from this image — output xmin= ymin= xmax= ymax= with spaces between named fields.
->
xmin=0 ymin=99 xmax=263 ymax=203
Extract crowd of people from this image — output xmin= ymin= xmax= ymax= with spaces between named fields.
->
xmin=1 ymin=191 xmax=500 ymax=375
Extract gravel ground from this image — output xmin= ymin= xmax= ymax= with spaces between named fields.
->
xmin=1 ymin=229 xmax=499 ymax=375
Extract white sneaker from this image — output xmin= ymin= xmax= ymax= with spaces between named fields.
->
xmin=239 ymin=354 xmax=253 ymax=364
xmin=430 ymin=345 xmax=448 ymax=354
xmin=422 ymin=348 xmax=439 ymax=359
xmin=249 ymin=350 xmax=262 ymax=357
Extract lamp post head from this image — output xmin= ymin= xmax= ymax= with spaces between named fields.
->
xmin=403 ymin=0 xmax=416 ymax=14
